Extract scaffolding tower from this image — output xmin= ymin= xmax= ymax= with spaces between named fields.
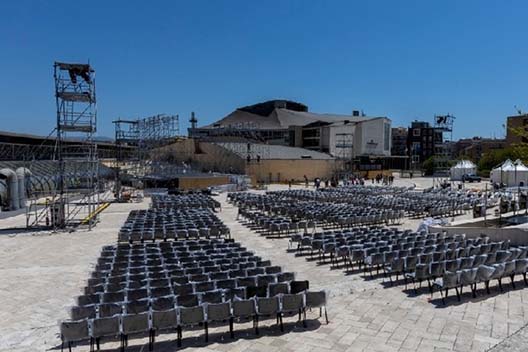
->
xmin=113 ymin=114 xmax=180 ymax=181
xmin=433 ymin=114 xmax=455 ymax=182
xmin=334 ymin=132 xmax=354 ymax=177
xmin=112 ymin=119 xmax=140 ymax=198
xmin=26 ymin=62 xmax=102 ymax=230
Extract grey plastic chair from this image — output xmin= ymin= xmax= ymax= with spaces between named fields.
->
xmin=91 ymin=315 xmax=120 ymax=351
xmin=459 ymin=268 xmax=478 ymax=298
xmin=433 ymin=271 xmax=460 ymax=304
xmin=476 ymin=265 xmax=495 ymax=294
xmin=256 ymin=296 xmax=281 ymax=330
xmin=280 ymin=293 xmax=306 ymax=330
xmin=305 ymin=290 xmax=329 ymax=324
xmin=121 ymin=312 xmax=150 ymax=350
xmin=504 ymin=261 xmax=517 ymax=288
xmin=206 ymin=302 xmax=233 ymax=340
xmin=232 ymin=298 xmax=258 ymax=334
xmin=60 ymin=319 xmax=90 ymax=352
xmin=177 ymin=305 xmax=206 ymax=347
xmin=515 ymin=259 xmax=528 ymax=286
xmin=490 ymin=263 xmax=506 ymax=292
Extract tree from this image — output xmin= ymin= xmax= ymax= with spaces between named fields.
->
xmin=477 ymin=147 xmax=517 ymax=176
xmin=509 ymin=126 xmax=528 ymax=164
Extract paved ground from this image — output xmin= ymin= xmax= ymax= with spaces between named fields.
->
xmin=0 ymin=181 xmax=527 ymax=351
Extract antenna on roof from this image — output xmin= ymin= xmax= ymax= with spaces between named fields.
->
xmin=514 ymin=105 xmax=523 ymax=115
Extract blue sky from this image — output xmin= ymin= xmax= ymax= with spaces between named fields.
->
xmin=0 ymin=0 xmax=526 ymax=139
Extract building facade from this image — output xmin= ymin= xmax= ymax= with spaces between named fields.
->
xmin=506 ymin=114 xmax=528 ymax=144
xmin=407 ymin=121 xmax=443 ymax=168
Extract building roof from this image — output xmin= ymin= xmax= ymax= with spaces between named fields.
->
xmin=214 ymin=142 xmax=334 ymax=160
xmin=201 ymin=100 xmax=382 ymax=130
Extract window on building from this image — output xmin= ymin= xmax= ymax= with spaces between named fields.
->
xmin=413 ymin=128 xmax=421 ymax=137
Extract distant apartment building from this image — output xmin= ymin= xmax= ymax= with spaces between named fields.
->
xmin=454 ymin=137 xmax=507 ymax=162
xmin=391 ymin=127 xmax=408 ymax=156
xmin=506 ymin=114 xmax=528 ymax=144
xmin=407 ymin=121 xmax=443 ymax=168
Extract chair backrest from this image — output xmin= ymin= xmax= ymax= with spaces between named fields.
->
xmin=256 ymin=296 xmax=280 ymax=315
xmin=98 ymin=303 xmax=122 ymax=318
xmin=177 ymin=294 xmax=199 ymax=308
xmin=281 ymin=293 xmax=304 ymax=312
xmin=92 ymin=316 xmax=120 ymax=338
xmin=442 ymin=271 xmax=459 ymax=289
xmin=290 ymin=280 xmax=309 ymax=294
xmin=201 ymin=290 xmax=224 ymax=304
xmin=179 ymin=305 xmax=205 ymax=325
xmin=206 ymin=302 xmax=231 ymax=322
xmin=61 ymin=319 xmax=90 ymax=343
xmin=232 ymin=298 xmax=256 ymax=318
xmin=125 ymin=299 xmax=150 ymax=314
xmin=151 ymin=296 xmax=176 ymax=311
xmin=269 ymin=282 xmax=289 ymax=297
xmin=71 ymin=305 xmax=97 ymax=320
xmin=152 ymin=308 xmax=178 ymax=330
xmin=305 ymin=290 xmax=327 ymax=309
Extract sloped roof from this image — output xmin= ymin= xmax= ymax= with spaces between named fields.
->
xmin=202 ymin=106 xmax=377 ymax=130
xmin=214 ymin=142 xmax=334 ymax=160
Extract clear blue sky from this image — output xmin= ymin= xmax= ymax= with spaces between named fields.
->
xmin=1 ymin=0 xmax=527 ymax=139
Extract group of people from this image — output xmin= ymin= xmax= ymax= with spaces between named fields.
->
xmin=371 ymin=173 xmax=395 ymax=185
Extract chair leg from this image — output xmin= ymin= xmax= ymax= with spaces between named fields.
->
xmin=68 ymin=342 xmax=72 ymax=352
xmin=511 ymin=275 xmax=516 ymax=289
xmin=229 ymin=317 xmax=234 ymax=339
xmin=279 ymin=313 xmax=284 ymax=332
xmin=324 ymin=306 xmax=329 ymax=324
xmin=498 ymin=278 xmax=503 ymax=292
xmin=61 ymin=341 xmax=64 ymax=352
xmin=485 ymin=281 xmax=490 ymax=294
xmin=303 ymin=309 xmax=307 ymax=328
xmin=255 ymin=316 xmax=259 ymax=335
xmin=204 ymin=322 xmax=208 ymax=342
xmin=177 ymin=326 xmax=182 ymax=347
xmin=149 ymin=330 xmax=154 ymax=351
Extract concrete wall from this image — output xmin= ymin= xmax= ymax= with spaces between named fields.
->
xmin=155 ymin=140 xmax=245 ymax=174
xmin=246 ymin=159 xmax=336 ymax=182
xmin=178 ymin=175 xmax=230 ymax=190
xmin=430 ymin=225 xmax=528 ymax=246
xmin=328 ymin=124 xmax=355 ymax=158
xmin=356 ymin=118 xmax=392 ymax=156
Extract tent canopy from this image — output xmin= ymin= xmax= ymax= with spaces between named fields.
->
xmin=450 ymin=160 xmax=477 ymax=180
xmin=490 ymin=159 xmax=528 ymax=186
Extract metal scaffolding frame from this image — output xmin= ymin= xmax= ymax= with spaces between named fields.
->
xmin=433 ymin=114 xmax=455 ymax=183
xmin=113 ymin=114 xmax=180 ymax=182
xmin=27 ymin=62 xmax=100 ymax=230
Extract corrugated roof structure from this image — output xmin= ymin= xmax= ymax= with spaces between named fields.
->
xmin=202 ymin=100 xmax=377 ymax=130
xmin=215 ymin=142 xmax=334 ymax=160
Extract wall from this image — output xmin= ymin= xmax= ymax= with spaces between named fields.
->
xmin=155 ymin=140 xmax=245 ymax=174
xmin=246 ymin=159 xmax=336 ymax=182
xmin=328 ymin=124 xmax=355 ymax=158
xmin=177 ymin=175 xmax=230 ymax=190
xmin=356 ymin=118 xmax=392 ymax=156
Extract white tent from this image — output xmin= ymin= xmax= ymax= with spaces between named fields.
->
xmin=450 ymin=160 xmax=477 ymax=181
xmin=490 ymin=159 xmax=528 ymax=186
